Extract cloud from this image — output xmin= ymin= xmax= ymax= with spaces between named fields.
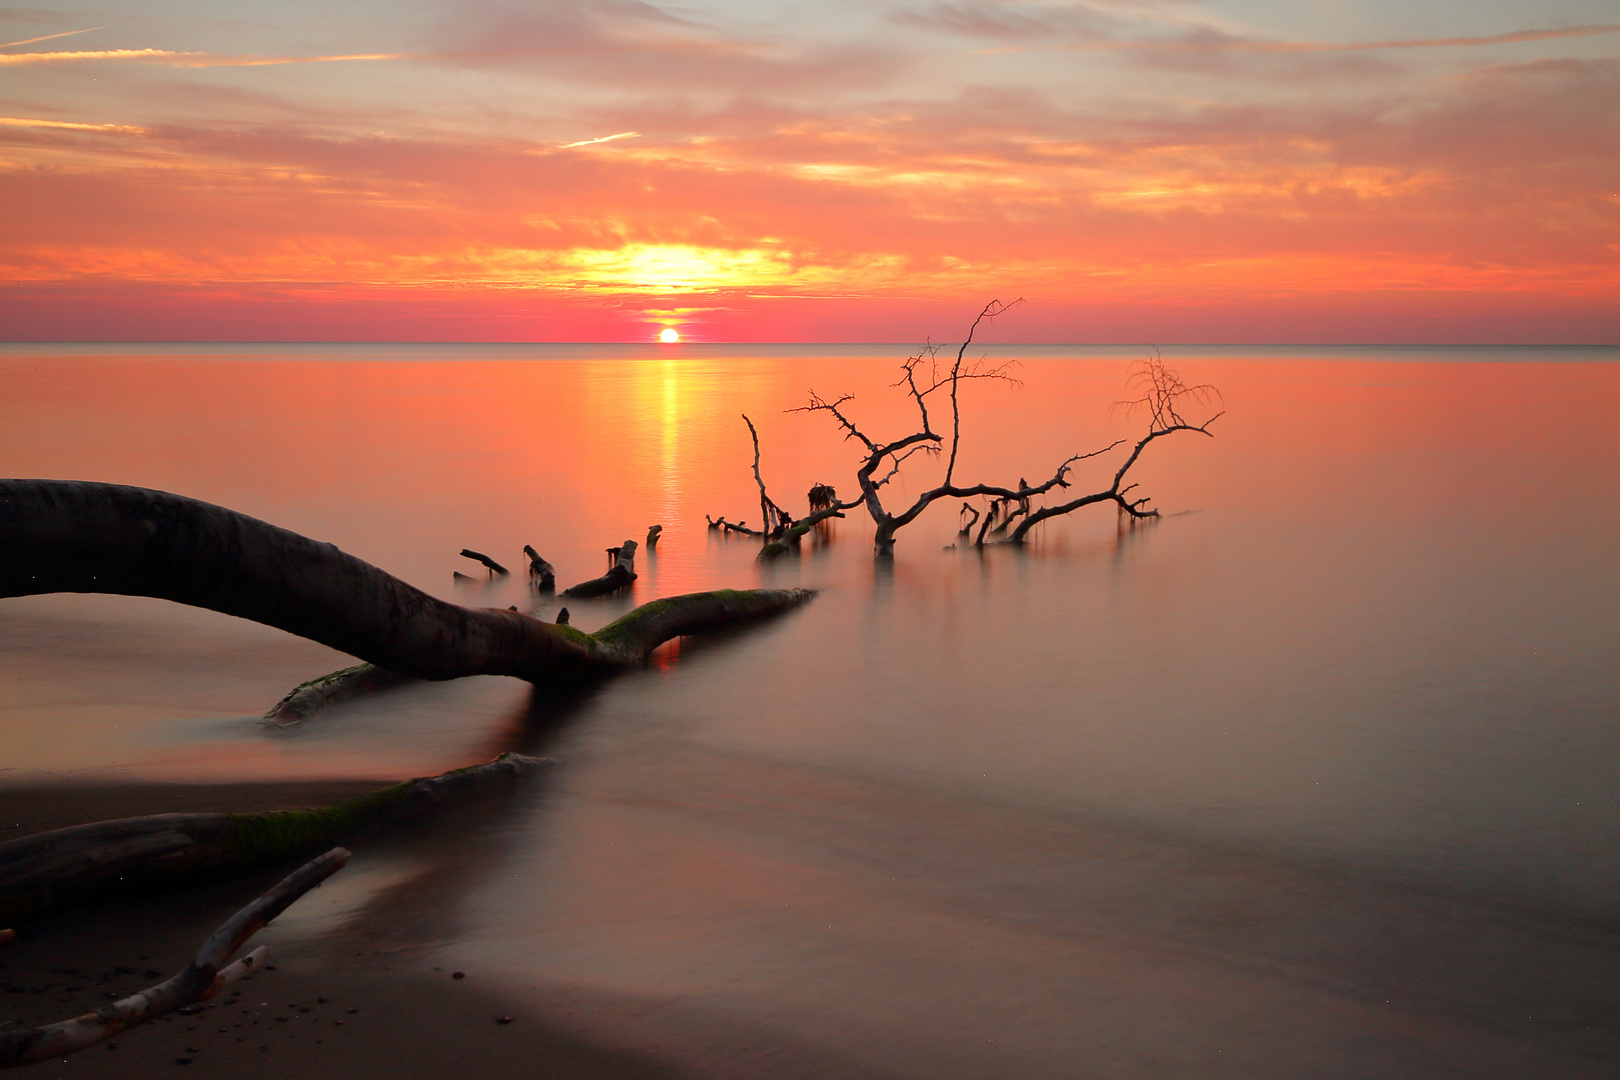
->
xmin=965 ymin=20 xmax=1620 ymax=57
xmin=0 ymin=47 xmax=409 ymax=66
xmin=557 ymin=131 xmax=639 ymax=148
xmin=0 ymin=25 xmax=101 ymax=48
xmin=0 ymin=115 xmax=144 ymax=132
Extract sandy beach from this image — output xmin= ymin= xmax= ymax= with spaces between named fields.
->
xmin=5 ymin=768 xmax=1620 ymax=1080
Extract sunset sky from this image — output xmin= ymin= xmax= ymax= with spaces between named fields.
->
xmin=2 ymin=0 xmax=1616 ymax=342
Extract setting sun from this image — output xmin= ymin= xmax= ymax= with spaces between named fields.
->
xmin=659 ymin=328 xmax=680 ymax=343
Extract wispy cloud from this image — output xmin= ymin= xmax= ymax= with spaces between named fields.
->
xmin=974 ymin=22 xmax=1620 ymax=56
xmin=557 ymin=131 xmax=639 ymax=148
xmin=0 ymin=115 xmax=145 ymax=132
xmin=0 ymin=25 xmax=103 ymax=49
xmin=0 ymin=47 xmax=408 ymax=66
xmin=0 ymin=47 xmax=192 ymax=65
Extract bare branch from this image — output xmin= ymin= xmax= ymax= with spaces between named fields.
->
xmin=0 ymin=848 xmax=350 ymax=1066
xmin=790 ymin=391 xmax=876 ymax=453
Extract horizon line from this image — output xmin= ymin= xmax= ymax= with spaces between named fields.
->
xmin=1 ymin=340 xmax=1617 ymax=349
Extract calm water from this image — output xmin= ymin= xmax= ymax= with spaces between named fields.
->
xmin=3 ymin=343 xmax=1620 ymax=1077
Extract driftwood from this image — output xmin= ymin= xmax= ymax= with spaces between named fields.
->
xmin=795 ymin=304 xmax=1220 ymax=555
xmin=0 ymin=847 xmax=349 ymax=1066
xmin=645 ymin=524 xmax=662 ymax=548
xmin=561 ymin=539 xmax=637 ymax=598
xmin=705 ymin=515 xmax=762 ymax=536
xmin=263 ymin=663 xmax=416 ymax=726
xmin=757 ymin=498 xmax=862 ymax=560
xmin=522 ymin=545 xmax=556 ymax=590
xmin=459 ymin=549 xmax=509 ymax=576
xmin=0 ymin=482 xmax=812 ymax=686
xmin=958 ymin=502 xmax=981 ymax=536
xmin=0 ymin=754 xmax=544 ymax=927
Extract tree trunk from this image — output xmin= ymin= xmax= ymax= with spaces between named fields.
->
xmin=0 ymin=754 xmax=543 ymax=927
xmin=0 ymin=481 xmax=812 ymax=685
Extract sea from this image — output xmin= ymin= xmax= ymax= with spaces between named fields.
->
xmin=2 ymin=342 xmax=1618 ymax=1077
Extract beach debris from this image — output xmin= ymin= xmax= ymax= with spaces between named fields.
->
xmin=560 ymin=539 xmax=638 ymax=598
xmin=459 ymin=549 xmax=509 ymax=577
xmin=523 ymin=545 xmax=555 ymax=591
xmin=264 ymin=663 xmax=415 ymax=727
xmin=0 ymin=847 xmax=349 ymax=1067
xmin=0 ymin=755 xmax=546 ymax=925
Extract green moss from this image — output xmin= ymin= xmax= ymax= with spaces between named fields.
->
xmin=546 ymin=622 xmax=598 ymax=647
xmin=221 ymin=782 xmax=408 ymax=859
xmin=285 ymin=663 xmax=371 ymax=695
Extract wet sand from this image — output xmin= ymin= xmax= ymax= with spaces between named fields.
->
xmin=0 ymin=780 xmax=685 ymax=1080
xmin=5 ymin=774 xmax=1620 ymax=1079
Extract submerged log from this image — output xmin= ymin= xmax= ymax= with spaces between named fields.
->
xmin=561 ymin=539 xmax=638 ymax=598
xmin=523 ymin=544 xmax=556 ymax=591
xmin=264 ymin=663 xmax=415 ymax=726
xmin=646 ymin=524 xmax=663 ymax=548
xmin=0 ymin=481 xmax=811 ymax=686
xmin=757 ymin=504 xmax=848 ymax=560
xmin=0 ymin=754 xmax=544 ymax=927
xmin=460 ymin=549 xmax=509 ymax=576
xmin=0 ymin=848 xmax=349 ymax=1066
xmin=705 ymin=515 xmax=763 ymax=537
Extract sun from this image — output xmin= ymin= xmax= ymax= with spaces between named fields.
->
xmin=659 ymin=328 xmax=680 ymax=343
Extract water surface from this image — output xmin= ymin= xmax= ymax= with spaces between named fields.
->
xmin=3 ymin=343 xmax=1619 ymax=1076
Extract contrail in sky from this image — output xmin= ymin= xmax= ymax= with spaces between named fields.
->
xmin=0 ymin=27 xmax=104 ymax=50
xmin=559 ymin=132 xmax=641 ymax=148
xmin=0 ymin=116 xmax=144 ymax=133
xmin=0 ymin=48 xmax=406 ymax=66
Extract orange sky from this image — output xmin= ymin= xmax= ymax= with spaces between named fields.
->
xmin=1 ymin=2 xmax=1617 ymax=341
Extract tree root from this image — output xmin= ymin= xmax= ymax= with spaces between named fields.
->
xmin=0 ymin=847 xmax=349 ymax=1067
xmin=0 ymin=754 xmax=545 ymax=927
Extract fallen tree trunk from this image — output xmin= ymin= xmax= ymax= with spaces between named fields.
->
xmin=0 ymin=847 xmax=349 ymax=1067
xmin=0 ymin=754 xmax=544 ymax=927
xmin=0 ymin=481 xmax=811 ymax=685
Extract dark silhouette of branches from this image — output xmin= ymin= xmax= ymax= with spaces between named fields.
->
xmin=1009 ymin=353 xmax=1222 ymax=540
xmin=713 ymin=304 xmax=1220 ymax=557
xmin=793 ymin=298 xmax=1029 ymax=555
